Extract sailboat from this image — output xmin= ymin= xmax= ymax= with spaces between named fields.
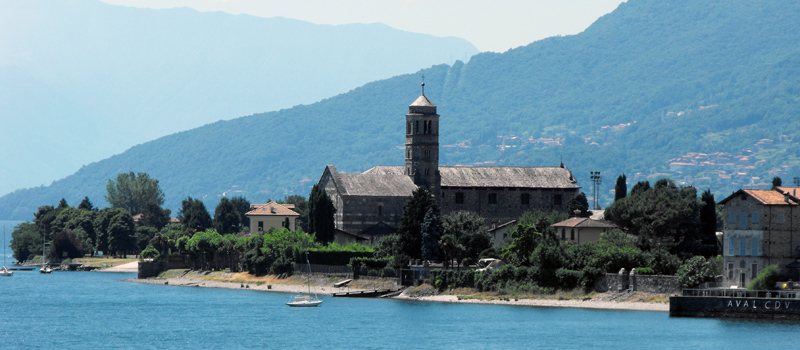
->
xmin=1 ymin=227 xmax=12 ymax=277
xmin=286 ymin=252 xmax=322 ymax=307
xmin=39 ymin=231 xmax=51 ymax=274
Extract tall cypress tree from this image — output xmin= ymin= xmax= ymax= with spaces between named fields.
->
xmin=699 ymin=189 xmax=718 ymax=257
xmin=308 ymin=184 xmax=335 ymax=244
xmin=614 ymin=174 xmax=627 ymax=201
xmin=397 ymin=187 xmax=439 ymax=259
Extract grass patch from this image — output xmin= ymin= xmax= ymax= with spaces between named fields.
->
xmin=74 ymin=257 xmax=137 ymax=267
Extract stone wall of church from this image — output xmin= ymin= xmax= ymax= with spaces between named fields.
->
xmin=440 ymin=187 xmax=578 ymax=224
xmin=339 ymin=195 xmax=407 ymax=235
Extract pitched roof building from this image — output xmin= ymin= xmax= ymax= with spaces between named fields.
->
xmin=245 ymin=201 xmax=300 ymax=234
xmin=719 ymin=186 xmax=800 ymax=287
xmin=318 ymin=84 xmax=580 ymax=241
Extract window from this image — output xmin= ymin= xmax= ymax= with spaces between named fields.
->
xmin=406 ymin=122 xmax=411 ymax=135
xmin=740 ymin=237 xmax=746 ymax=256
xmin=728 ymin=263 xmax=734 ymax=279
xmin=728 ymin=212 xmax=735 ymax=224
xmin=423 ymin=120 xmax=428 ymax=134
xmin=424 ymin=168 xmax=430 ymax=175
xmin=779 ymin=212 xmax=785 ymax=224
xmin=455 ymin=192 xmax=464 ymax=204
xmin=739 ymin=213 xmax=747 ymax=230
xmin=553 ymin=194 xmax=562 ymax=206
xmin=488 ymin=193 xmax=497 ymax=204
xmin=521 ymin=193 xmax=530 ymax=206
xmin=570 ymin=229 xmax=575 ymax=241
xmin=415 ymin=120 xmax=419 ymax=134
xmin=258 ymin=221 xmax=264 ymax=232
xmin=561 ymin=228 xmax=566 ymax=240
xmin=728 ymin=237 xmax=734 ymax=256
xmin=752 ymin=212 xmax=759 ymax=224
xmin=751 ymin=263 xmax=758 ymax=279
xmin=406 ymin=148 xmax=411 ymax=159
xmin=752 ymin=237 xmax=758 ymax=256
xmin=378 ymin=205 xmax=383 ymax=216
xmin=424 ymin=150 xmax=430 ymax=160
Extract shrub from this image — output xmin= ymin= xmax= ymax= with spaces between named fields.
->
xmin=140 ymin=244 xmax=160 ymax=260
xmin=676 ymin=256 xmax=716 ymax=288
xmin=748 ymin=265 xmax=781 ymax=291
xmin=635 ymin=267 xmax=655 ymax=275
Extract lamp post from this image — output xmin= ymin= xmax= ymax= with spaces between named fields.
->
xmin=590 ymin=171 xmax=602 ymax=210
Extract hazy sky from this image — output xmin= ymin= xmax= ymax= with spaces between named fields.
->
xmin=99 ymin=0 xmax=626 ymax=52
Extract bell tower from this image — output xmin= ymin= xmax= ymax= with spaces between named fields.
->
xmin=405 ymin=82 xmax=441 ymax=198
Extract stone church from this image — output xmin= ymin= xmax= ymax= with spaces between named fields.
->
xmin=318 ymin=84 xmax=580 ymax=243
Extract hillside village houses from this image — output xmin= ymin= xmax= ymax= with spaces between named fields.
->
xmin=720 ymin=186 xmax=800 ymax=288
xmin=317 ymin=83 xmax=581 ymax=244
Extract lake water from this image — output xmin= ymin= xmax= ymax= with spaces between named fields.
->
xmin=2 ymin=218 xmax=799 ymax=348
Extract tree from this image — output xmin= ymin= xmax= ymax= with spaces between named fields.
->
xmin=772 ymin=176 xmax=782 ymax=188
xmin=280 ymin=195 xmax=308 ymax=232
xmin=52 ymin=206 xmax=97 ymax=256
xmin=106 ymin=209 xmax=136 ymax=257
xmin=139 ymin=202 xmax=171 ymax=230
xmin=49 ymin=231 xmax=84 ymax=260
xmin=229 ymin=196 xmax=252 ymax=230
xmin=568 ymin=192 xmax=590 ymax=217
xmin=420 ymin=209 xmax=442 ymax=262
xmin=179 ymin=197 xmax=212 ymax=232
xmin=676 ymin=256 xmax=719 ymax=288
xmin=699 ymin=189 xmax=718 ymax=257
xmin=397 ymin=187 xmax=439 ymax=259
xmin=78 ymin=197 xmax=94 ymax=211
xmin=441 ymin=211 xmax=485 ymax=240
xmin=105 ymin=172 xmax=165 ymax=215
xmin=10 ymin=222 xmax=42 ymax=262
xmin=213 ymin=197 xmax=241 ymax=234
xmin=604 ymin=178 xmax=702 ymax=255
xmin=57 ymin=198 xmax=69 ymax=209
xmin=614 ymin=174 xmax=627 ymax=201
xmin=308 ymin=184 xmax=336 ymax=244
xmin=95 ymin=207 xmax=135 ymax=256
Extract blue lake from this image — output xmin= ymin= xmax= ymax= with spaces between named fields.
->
xmin=2 ymin=270 xmax=800 ymax=349
xmin=2 ymin=219 xmax=799 ymax=348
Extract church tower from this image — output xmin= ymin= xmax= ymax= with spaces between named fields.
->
xmin=405 ymin=82 xmax=441 ymax=198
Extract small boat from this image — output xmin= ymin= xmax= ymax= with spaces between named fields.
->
xmin=39 ymin=231 xmax=52 ymax=274
xmin=2 ymin=228 xmax=12 ymax=277
xmin=287 ymin=251 xmax=322 ymax=307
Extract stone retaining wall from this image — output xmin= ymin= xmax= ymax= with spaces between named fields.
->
xmin=596 ymin=270 xmax=678 ymax=294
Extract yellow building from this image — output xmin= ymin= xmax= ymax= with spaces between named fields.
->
xmin=245 ymin=202 xmax=300 ymax=234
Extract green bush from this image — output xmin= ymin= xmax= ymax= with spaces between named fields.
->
xmin=140 ymin=244 xmax=160 ymax=260
xmin=676 ymin=256 xmax=716 ymax=288
xmin=748 ymin=265 xmax=781 ymax=291
xmin=635 ymin=267 xmax=655 ymax=275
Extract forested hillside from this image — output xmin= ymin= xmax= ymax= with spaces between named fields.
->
xmin=3 ymin=0 xmax=800 ymax=220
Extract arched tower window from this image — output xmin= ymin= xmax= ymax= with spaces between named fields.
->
xmin=425 ymin=168 xmax=430 ymax=175
xmin=406 ymin=122 xmax=411 ymax=135
xmin=423 ymin=120 xmax=428 ymax=134
xmin=415 ymin=121 xmax=420 ymax=134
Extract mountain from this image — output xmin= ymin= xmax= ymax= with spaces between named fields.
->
xmin=3 ymin=0 xmax=800 ymax=220
xmin=0 ymin=0 xmax=479 ymax=196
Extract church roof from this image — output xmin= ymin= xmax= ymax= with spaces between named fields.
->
xmin=337 ymin=173 xmax=417 ymax=197
xmin=410 ymin=95 xmax=435 ymax=107
xmin=439 ymin=166 xmax=579 ymax=189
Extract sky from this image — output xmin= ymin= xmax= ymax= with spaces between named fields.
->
xmin=98 ymin=0 xmax=626 ymax=52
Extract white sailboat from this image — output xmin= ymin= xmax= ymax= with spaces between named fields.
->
xmin=39 ymin=231 xmax=51 ymax=274
xmin=286 ymin=252 xmax=322 ymax=307
xmin=1 ymin=227 xmax=12 ymax=277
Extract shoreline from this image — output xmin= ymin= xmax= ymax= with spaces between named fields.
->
xmin=125 ymin=274 xmax=669 ymax=312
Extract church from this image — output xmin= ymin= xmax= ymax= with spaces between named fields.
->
xmin=317 ymin=84 xmax=580 ymax=243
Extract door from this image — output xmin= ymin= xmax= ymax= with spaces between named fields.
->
xmin=740 ymin=273 xmax=746 ymax=288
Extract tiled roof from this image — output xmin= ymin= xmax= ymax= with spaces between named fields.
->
xmin=337 ymin=173 xmax=417 ymax=197
xmin=551 ymin=217 xmax=617 ymax=229
xmin=719 ymin=188 xmax=800 ymax=205
xmin=245 ymin=201 xmax=299 ymax=216
xmin=439 ymin=166 xmax=578 ymax=189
